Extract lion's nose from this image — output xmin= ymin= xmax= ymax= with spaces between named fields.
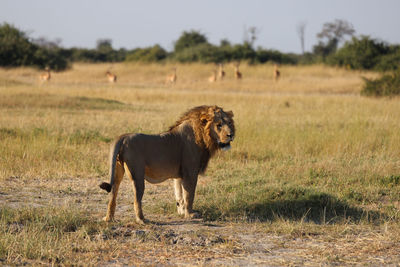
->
xmin=227 ymin=134 xmax=233 ymax=138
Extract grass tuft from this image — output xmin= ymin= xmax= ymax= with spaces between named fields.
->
xmin=0 ymin=207 xmax=104 ymax=264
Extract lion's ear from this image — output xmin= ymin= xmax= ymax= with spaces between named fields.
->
xmin=226 ymin=110 xmax=234 ymax=118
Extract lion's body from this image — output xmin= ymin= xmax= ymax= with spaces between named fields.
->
xmin=100 ymin=105 xmax=235 ymax=223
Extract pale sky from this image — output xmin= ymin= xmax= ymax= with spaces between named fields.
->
xmin=1 ymin=0 xmax=399 ymax=53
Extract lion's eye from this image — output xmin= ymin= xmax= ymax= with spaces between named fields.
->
xmin=217 ymin=123 xmax=222 ymax=130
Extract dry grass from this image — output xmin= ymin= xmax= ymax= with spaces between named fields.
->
xmin=0 ymin=63 xmax=399 ymax=265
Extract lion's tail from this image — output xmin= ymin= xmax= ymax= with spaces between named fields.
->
xmin=99 ymin=136 xmax=125 ymax=193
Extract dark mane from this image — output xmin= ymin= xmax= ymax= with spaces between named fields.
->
xmin=168 ymin=105 xmax=211 ymax=132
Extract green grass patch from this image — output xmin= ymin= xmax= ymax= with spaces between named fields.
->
xmin=197 ymin=180 xmax=386 ymax=224
xmin=361 ymin=72 xmax=400 ymax=97
xmin=379 ymin=175 xmax=400 ymax=187
xmin=0 ymin=93 xmax=129 ymax=110
xmin=0 ymin=127 xmax=111 ymax=144
xmin=0 ymin=206 xmax=104 ymax=265
xmin=0 ymin=127 xmax=110 ymax=179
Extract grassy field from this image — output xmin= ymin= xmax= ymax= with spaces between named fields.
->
xmin=0 ymin=63 xmax=399 ymax=265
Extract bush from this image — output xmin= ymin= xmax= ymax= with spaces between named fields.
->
xmin=0 ymin=23 xmax=69 ymax=70
xmin=125 ymin=45 xmax=168 ymax=62
xmin=329 ymin=36 xmax=394 ymax=70
xmin=174 ymin=43 xmax=225 ymax=63
xmin=0 ymin=23 xmax=37 ymax=67
xmin=230 ymin=43 xmax=256 ymax=62
xmin=174 ymin=30 xmax=209 ymax=53
xmin=375 ymin=49 xmax=400 ymax=71
xmin=361 ymin=72 xmax=400 ymax=97
xmin=255 ymin=48 xmax=298 ymax=64
xmin=33 ymin=48 xmax=70 ymax=71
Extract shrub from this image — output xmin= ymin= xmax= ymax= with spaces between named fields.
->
xmin=329 ymin=36 xmax=392 ymax=70
xmin=173 ymin=43 xmax=225 ymax=63
xmin=0 ymin=23 xmax=69 ymax=70
xmin=375 ymin=49 xmax=400 ymax=71
xmin=174 ymin=30 xmax=209 ymax=53
xmin=33 ymin=47 xmax=70 ymax=71
xmin=125 ymin=45 xmax=168 ymax=62
xmin=255 ymin=48 xmax=298 ymax=64
xmin=230 ymin=43 xmax=256 ymax=62
xmin=0 ymin=23 xmax=37 ymax=67
xmin=361 ymin=72 xmax=400 ymax=97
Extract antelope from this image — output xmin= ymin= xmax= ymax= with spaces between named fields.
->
xmin=234 ymin=62 xmax=242 ymax=80
xmin=218 ymin=63 xmax=225 ymax=80
xmin=165 ymin=67 xmax=177 ymax=84
xmin=106 ymin=71 xmax=117 ymax=83
xmin=208 ymin=69 xmax=217 ymax=83
xmin=273 ymin=64 xmax=280 ymax=82
xmin=39 ymin=67 xmax=51 ymax=82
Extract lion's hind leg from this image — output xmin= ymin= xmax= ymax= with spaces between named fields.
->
xmin=124 ymin=162 xmax=145 ymax=224
xmin=104 ymin=161 xmax=124 ymax=222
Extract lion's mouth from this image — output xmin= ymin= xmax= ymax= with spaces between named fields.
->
xmin=218 ymin=141 xmax=231 ymax=151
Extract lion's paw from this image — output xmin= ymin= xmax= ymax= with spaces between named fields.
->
xmin=185 ymin=211 xmax=201 ymax=219
xmin=103 ymin=216 xmax=114 ymax=222
xmin=136 ymin=218 xmax=145 ymax=225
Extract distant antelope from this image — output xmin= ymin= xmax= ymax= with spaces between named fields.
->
xmin=208 ymin=69 xmax=217 ymax=83
xmin=234 ymin=62 xmax=242 ymax=80
xmin=39 ymin=67 xmax=51 ymax=82
xmin=218 ymin=63 xmax=225 ymax=80
xmin=273 ymin=64 xmax=280 ymax=82
xmin=165 ymin=67 xmax=177 ymax=84
xmin=106 ymin=71 xmax=117 ymax=83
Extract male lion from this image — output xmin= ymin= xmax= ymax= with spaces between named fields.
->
xmin=99 ymin=105 xmax=235 ymax=224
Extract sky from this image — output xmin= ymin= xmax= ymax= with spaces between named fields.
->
xmin=1 ymin=0 xmax=400 ymax=53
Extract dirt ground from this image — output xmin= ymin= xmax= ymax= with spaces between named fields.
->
xmin=1 ymin=176 xmax=400 ymax=266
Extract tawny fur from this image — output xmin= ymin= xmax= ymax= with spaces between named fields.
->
xmin=234 ymin=62 xmax=242 ymax=80
xmin=99 ymin=105 xmax=235 ymax=224
xmin=273 ymin=65 xmax=280 ymax=82
xmin=39 ymin=68 xmax=51 ymax=82
xmin=218 ymin=63 xmax=225 ymax=80
xmin=208 ymin=70 xmax=217 ymax=82
xmin=106 ymin=71 xmax=117 ymax=83
xmin=165 ymin=68 xmax=177 ymax=84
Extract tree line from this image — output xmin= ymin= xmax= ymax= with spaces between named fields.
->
xmin=1 ymin=20 xmax=399 ymax=72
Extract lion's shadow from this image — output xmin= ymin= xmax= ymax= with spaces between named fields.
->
xmin=201 ymin=190 xmax=385 ymax=224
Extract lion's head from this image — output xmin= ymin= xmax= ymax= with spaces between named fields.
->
xmin=200 ymin=106 xmax=235 ymax=152
xmin=169 ymin=105 xmax=235 ymax=154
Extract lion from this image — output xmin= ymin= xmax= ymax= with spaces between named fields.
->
xmin=99 ymin=105 xmax=235 ymax=224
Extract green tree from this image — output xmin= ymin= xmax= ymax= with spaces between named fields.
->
xmin=174 ymin=30 xmax=209 ymax=53
xmin=329 ymin=36 xmax=391 ymax=70
xmin=173 ymin=43 xmax=221 ymax=63
xmin=231 ymin=43 xmax=256 ymax=62
xmin=317 ymin=19 xmax=355 ymax=45
xmin=0 ymin=23 xmax=36 ymax=66
xmin=313 ymin=19 xmax=355 ymax=60
xmin=125 ymin=45 xmax=167 ymax=62
xmin=313 ymin=38 xmax=339 ymax=59
xmin=0 ymin=23 xmax=69 ymax=70
xmin=97 ymin=39 xmax=113 ymax=53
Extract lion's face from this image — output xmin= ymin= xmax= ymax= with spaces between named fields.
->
xmin=203 ymin=108 xmax=235 ymax=151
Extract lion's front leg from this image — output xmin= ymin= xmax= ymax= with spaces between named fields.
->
xmin=182 ymin=175 xmax=200 ymax=219
xmin=174 ymin=178 xmax=185 ymax=215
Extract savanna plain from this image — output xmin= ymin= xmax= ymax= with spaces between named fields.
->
xmin=0 ymin=63 xmax=400 ymax=266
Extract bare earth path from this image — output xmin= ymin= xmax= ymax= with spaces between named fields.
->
xmin=1 ymin=176 xmax=399 ymax=266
